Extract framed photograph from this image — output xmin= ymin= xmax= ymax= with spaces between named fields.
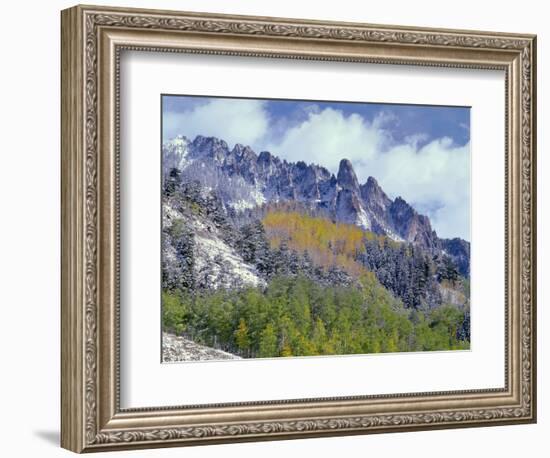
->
xmin=61 ymin=4 xmax=537 ymax=453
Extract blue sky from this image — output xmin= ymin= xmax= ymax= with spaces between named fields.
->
xmin=162 ymin=95 xmax=470 ymax=241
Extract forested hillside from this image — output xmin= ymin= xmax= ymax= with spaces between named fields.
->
xmin=163 ymin=275 xmax=469 ymax=359
xmin=161 ymin=147 xmax=470 ymax=360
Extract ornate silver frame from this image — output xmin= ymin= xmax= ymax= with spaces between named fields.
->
xmin=61 ymin=4 xmax=537 ymax=453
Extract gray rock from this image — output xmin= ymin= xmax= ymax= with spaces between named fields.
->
xmin=163 ymin=135 xmax=469 ymax=270
xmin=162 ymin=332 xmax=241 ymax=362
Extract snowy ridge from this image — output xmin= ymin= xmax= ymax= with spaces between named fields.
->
xmin=162 ymin=134 xmax=469 ymax=267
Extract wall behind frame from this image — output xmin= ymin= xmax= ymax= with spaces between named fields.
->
xmin=0 ymin=1 xmax=545 ymax=457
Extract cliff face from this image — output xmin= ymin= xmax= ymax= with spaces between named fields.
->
xmin=163 ymin=134 xmax=469 ymax=268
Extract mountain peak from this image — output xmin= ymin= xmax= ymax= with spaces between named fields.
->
xmin=337 ymin=159 xmax=359 ymax=190
xmin=394 ymin=196 xmax=407 ymax=205
xmin=362 ymin=176 xmax=388 ymax=199
xmin=173 ymin=134 xmax=189 ymax=142
xmin=232 ymin=143 xmax=256 ymax=160
xmin=366 ymin=176 xmax=379 ymax=188
xmin=391 ymin=196 xmax=416 ymax=221
xmin=258 ymin=150 xmax=272 ymax=162
xmin=360 ymin=176 xmax=392 ymax=228
xmin=163 ymin=134 xmax=463 ymax=253
xmin=389 ymin=197 xmax=438 ymax=248
xmin=192 ymin=135 xmax=229 ymax=155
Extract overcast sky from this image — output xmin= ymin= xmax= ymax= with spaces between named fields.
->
xmin=162 ymin=95 xmax=470 ymax=241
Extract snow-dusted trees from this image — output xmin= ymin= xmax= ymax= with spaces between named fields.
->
xmin=162 ymin=217 xmax=196 ymax=292
xmin=164 ymin=167 xmax=181 ymax=197
xmin=359 ymin=238 xmax=455 ymax=311
xmin=233 ymin=219 xmax=355 ymax=289
xmin=236 ymin=220 xmax=271 ymax=272
xmin=436 ymin=254 xmax=460 ymax=283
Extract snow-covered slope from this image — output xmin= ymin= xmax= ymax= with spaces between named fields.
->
xmin=162 ymin=197 xmax=264 ymax=291
xmin=162 ymin=332 xmax=241 ymax=362
xmin=194 ymin=233 xmax=264 ymax=289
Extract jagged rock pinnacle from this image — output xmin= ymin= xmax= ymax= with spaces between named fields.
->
xmin=337 ymin=158 xmax=360 ymax=190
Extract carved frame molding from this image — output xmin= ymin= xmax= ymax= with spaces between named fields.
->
xmin=61 ymin=4 xmax=536 ymax=452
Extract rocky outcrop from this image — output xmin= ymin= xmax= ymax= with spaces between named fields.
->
xmin=334 ymin=159 xmax=370 ymax=229
xmin=440 ymin=237 xmax=470 ymax=277
xmin=162 ymin=333 xmax=241 ymax=362
xmin=389 ymin=197 xmax=439 ymax=249
xmin=337 ymin=158 xmax=360 ymax=191
xmin=360 ymin=177 xmax=397 ymax=238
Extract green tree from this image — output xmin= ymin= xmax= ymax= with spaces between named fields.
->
xmin=235 ymin=318 xmax=250 ymax=356
xmin=429 ymin=304 xmax=465 ymax=348
xmin=162 ymin=270 xmax=469 ymax=358
xmin=258 ymin=323 xmax=278 ymax=358
xmin=312 ymin=318 xmax=328 ymax=354
xmin=162 ymin=290 xmax=189 ymax=335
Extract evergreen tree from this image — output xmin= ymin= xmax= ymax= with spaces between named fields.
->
xmin=162 ymin=274 xmax=470 ymax=358
xmin=360 ymin=238 xmax=461 ymax=310
xmin=164 ymin=167 xmax=181 ymax=196
xmin=258 ymin=323 xmax=278 ymax=357
xmin=197 ymin=255 xmax=214 ymax=290
xmin=163 ymin=218 xmax=196 ymax=292
xmin=252 ymin=220 xmax=272 ymax=276
xmin=457 ymin=309 xmax=471 ymax=341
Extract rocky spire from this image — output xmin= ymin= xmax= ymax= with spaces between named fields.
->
xmin=361 ymin=176 xmax=392 ymax=209
xmin=337 ymin=159 xmax=360 ymax=191
xmin=389 ymin=197 xmax=438 ymax=249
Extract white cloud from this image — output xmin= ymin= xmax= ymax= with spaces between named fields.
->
xmin=264 ymin=108 xmax=390 ymax=173
xmin=163 ymin=99 xmax=269 ymax=149
xmin=370 ymin=138 xmax=470 ymax=241
xmin=264 ymin=108 xmax=470 ymax=241
xmin=164 ymin=101 xmax=470 ymax=240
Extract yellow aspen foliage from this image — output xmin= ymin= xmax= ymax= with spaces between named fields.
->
xmin=280 ymin=343 xmax=293 ymax=357
xmin=262 ymin=210 xmax=384 ymax=279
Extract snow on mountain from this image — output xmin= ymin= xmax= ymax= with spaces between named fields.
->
xmin=163 ymin=199 xmax=264 ymax=291
xmin=194 ymin=233 xmax=264 ymax=289
xmin=162 ymin=135 xmax=190 ymax=178
xmin=162 ymin=134 xmax=468 ymax=259
xmin=162 ymin=332 xmax=241 ymax=362
xmin=228 ymin=187 xmax=266 ymax=212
